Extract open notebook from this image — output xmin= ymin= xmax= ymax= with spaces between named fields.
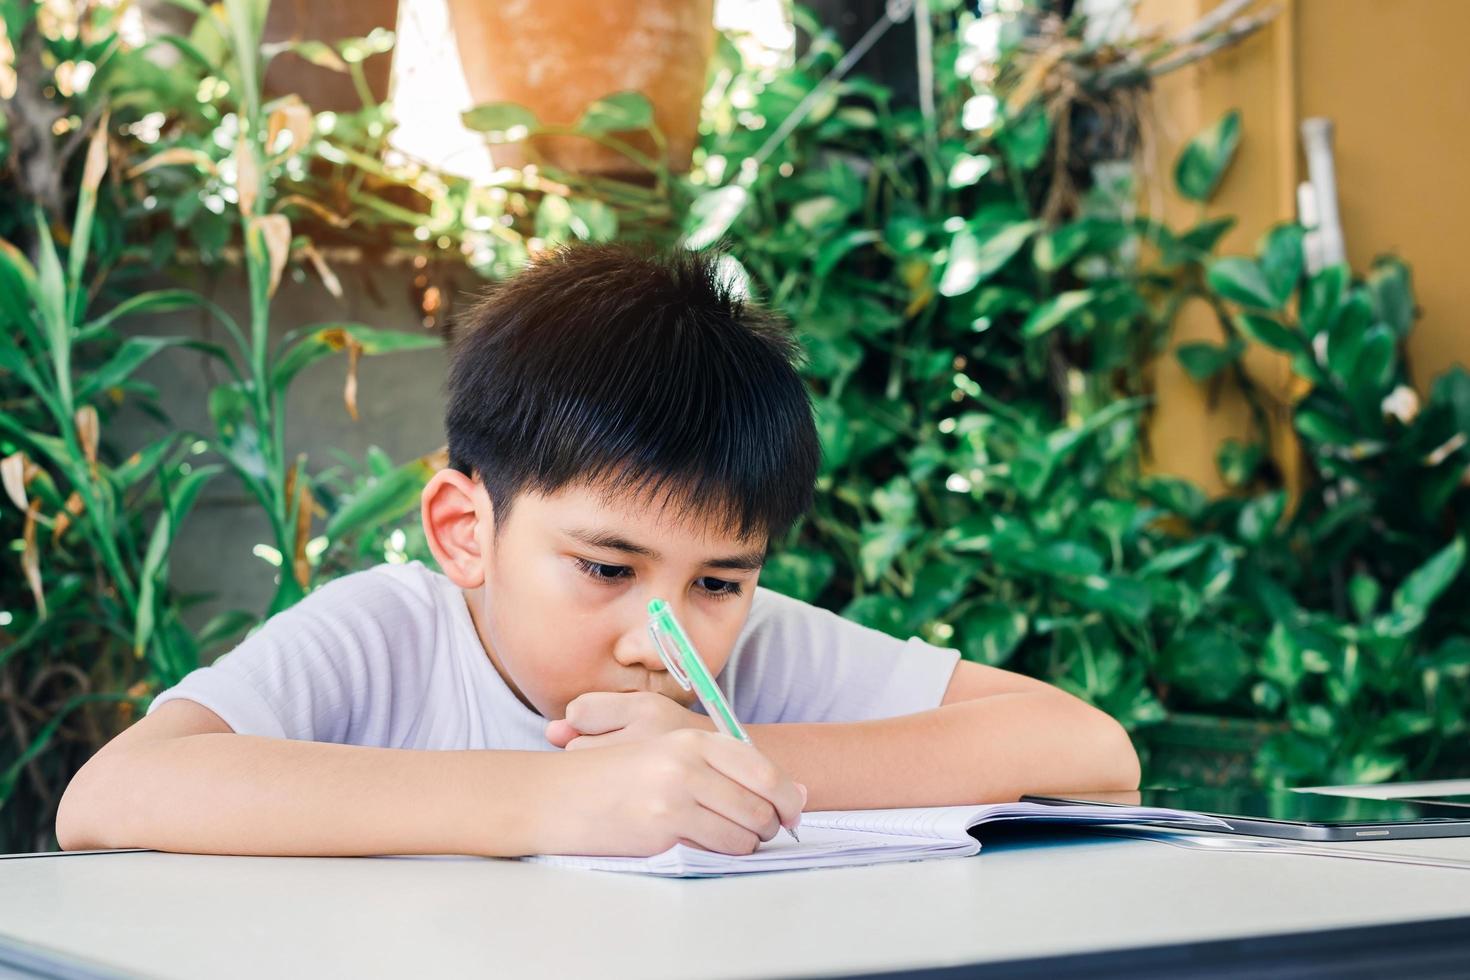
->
xmin=524 ymin=801 xmax=1229 ymax=877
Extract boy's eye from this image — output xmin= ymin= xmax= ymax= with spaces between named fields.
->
xmin=575 ymin=558 xmax=631 ymax=581
xmin=696 ymin=576 xmax=743 ymax=598
xmin=572 ymin=559 xmax=743 ymax=599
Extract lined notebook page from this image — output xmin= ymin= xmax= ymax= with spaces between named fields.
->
xmin=802 ymin=805 xmax=983 ymax=840
xmin=523 ymin=802 xmax=1225 ymax=877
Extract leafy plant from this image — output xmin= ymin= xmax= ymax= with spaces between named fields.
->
xmin=0 ymin=0 xmax=441 ymax=850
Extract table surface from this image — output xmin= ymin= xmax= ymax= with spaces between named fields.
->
xmin=4 ymin=779 xmax=1470 ymax=980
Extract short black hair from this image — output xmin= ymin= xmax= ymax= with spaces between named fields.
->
xmin=444 ymin=242 xmax=819 ymax=543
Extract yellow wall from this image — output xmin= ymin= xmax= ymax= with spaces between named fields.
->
xmin=1134 ymin=0 xmax=1470 ymax=494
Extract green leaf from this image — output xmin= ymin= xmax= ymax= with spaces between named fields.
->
xmin=208 ymin=384 xmax=268 ymax=485
xmin=1392 ymin=537 xmax=1465 ymax=615
xmin=958 ymin=604 xmax=1028 ymax=665
xmin=1294 ymin=405 xmax=1358 ymax=446
xmin=813 ymin=230 xmax=880 ymax=279
xmin=1176 ymin=338 xmax=1244 ymax=381
xmin=1216 ymin=439 xmax=1263 ymax=487
xmin=1234 ymin=313 xmax=1304 ymax=353
xmin=841 ymin=594 xmax=908 ymax=637
xmin=1208 ymin=257 xmax=1280 ymax=310
xmin=570 ymin=90 xmax=652 ymax=134
xmin=939 ymin=221 xmax=1038 ymax=297
xmin=1033 ymin=222 xmax=1089 ymax=272
xmin=1344 ymin=324 xmax=1396 ymax=403
xmin=112 ymin=435 xmax=178 ymax=491
xmin=1261 ymin=623 xmax=1305 ymax=688
xmin=940 ymin=516 xmax=996 ymax=553
xmin=683 ymin=185 xmax=750 ymax=251
xmin=460 ymin=102 xmax=538 ymax=140
xmin=324 ymin=457 xmax=435 ymax=542
xmin=567 ymin=198 xmax=618 ymax=241
xmin=1162 ymin=629 xmax=1251 ymax=702
xmin=1174 ymin=109 xmax=1241 ymax=202
xmin=1237 ymin=490 xmax=1286 ymax=544
xmin=1300 ymin=263 xmax=1349 ymax=336
xmin=903 ymin=561 xmax=975 ymax=629
xmin=759 ymin=548 xmax=835 ymax=603
xmin=292 ymin=39 xmax=348 ymax=71
xmin=1348 ymin=573 xmax=1381 ymax=622
xmin=1337 ymin=752 xmax=1405 ymax=784
xmin=270 ymin=324 xmax=441 ymax=393
xmin=1177 ymin=216 xmax=1236 ymax=254
xmin=998 ymin=106 xmax=1050 ymax=170
xmin=858 ymin=523 xmax=916 ymax=585
xmin=991 ymin=537 xmax=1104 ymax=578
xmin=1139 ymin=538 xmax=1211 ymax=577
xmin=1141 ymin=476 xmax=1209 ymax=521
xmin=77 ymin=337 xmax=230 ymax=402
xmin=195 ymin=609 xmax=258 ymax=651
xmin=1060 ymin=574 xmax=1154 ymax=623
xmin=1367 ymin=255 xmax=1415 ymax=337
xmin=791 ymin=195 xmax=847 ymax=231
xmin=870 ymin=476 xmax=917 ymax=525
xmin=1020 ymin=289 xmax=1092 ymax=339
xmin=1258 ymin=223 xmax=1305 ymax=307
xmin=946 ymin=152 xmax=993 ymax=189
xmin=535 ymin=194 xmax=574 ymax=244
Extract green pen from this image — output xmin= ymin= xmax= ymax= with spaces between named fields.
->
xmin=647 ymin=598 xmax=801 ymax=843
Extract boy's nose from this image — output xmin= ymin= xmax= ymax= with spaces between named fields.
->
xmin=612 ymin=616 xmax=667 ymax=673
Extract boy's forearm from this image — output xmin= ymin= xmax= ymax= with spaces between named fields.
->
xmin=745 ymin=693 xmax=1140 ymax=811
xmin=58 ymin=734 xmax=565 ymax=857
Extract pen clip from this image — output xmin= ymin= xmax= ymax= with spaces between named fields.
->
xmin=648 ymin=620 xmax=692 ymax=690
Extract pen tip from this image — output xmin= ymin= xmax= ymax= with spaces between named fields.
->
xmin=788 ymin=827 xmax=801 ymax=843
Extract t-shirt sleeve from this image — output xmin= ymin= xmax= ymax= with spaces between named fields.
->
xmin=721 ymin=588 xmax=962 ymax=725
xmin=145 ymin=565 xmax=438 ymax=745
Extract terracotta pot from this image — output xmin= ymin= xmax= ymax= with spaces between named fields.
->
xmin=446 ymin=0 xmax=715 ymax=178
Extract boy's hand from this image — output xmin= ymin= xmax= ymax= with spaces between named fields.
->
xmin=545 ymin=691 xmax=715 ymax=749
xmin=542 ymin=729 xmax=805 ymax=856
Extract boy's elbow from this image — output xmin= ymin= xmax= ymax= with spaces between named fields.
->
xmin=55 ymin=758 xmax=119 ymax=851
xmin=1093 ymin=712 xmax=1141 ymax=791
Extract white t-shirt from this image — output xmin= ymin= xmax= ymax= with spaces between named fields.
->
xmin=147 ymin=560 xmax=961 ymax=751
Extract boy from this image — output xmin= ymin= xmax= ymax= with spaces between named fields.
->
xmin=57 ymin=244 xmax=1139 ymax=859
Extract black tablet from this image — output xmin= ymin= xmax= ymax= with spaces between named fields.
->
xmin=1021 ymin=787 xmax=1470 ymax=841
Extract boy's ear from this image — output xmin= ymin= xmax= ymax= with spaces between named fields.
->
xmin=421 ymin=469 xmax=493 ymax=588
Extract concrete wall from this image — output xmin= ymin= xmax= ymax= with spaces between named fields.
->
xmin=119 ymin=262 xmax=460 ymax=633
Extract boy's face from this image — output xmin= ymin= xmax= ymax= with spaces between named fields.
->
xmin=466 ymin=481 xmax=767 ymax=721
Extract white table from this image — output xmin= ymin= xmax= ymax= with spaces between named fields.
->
xmin=4 ymin=780 xmax=1470 ymax=979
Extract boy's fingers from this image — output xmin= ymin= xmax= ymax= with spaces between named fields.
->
xmin=678 ymin=805 xmax=763 ymax=856
xmin=699 ymin=736 xmax=804 ymax=832
xmin=688 ymin=766 xmax=781 ymax=842
xmin=544 ymin=718 xmax=578 ymax=747
xmin=563 ymin=691 xmax=631 ymax=735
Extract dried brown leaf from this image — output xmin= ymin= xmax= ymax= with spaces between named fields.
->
xmin=302 ymin=242 xmax=342 ymax=299
xmin=81 ymin=109 xmax=111 ymax=193
xmin=343 ymin=338 xmax=363 ymax=422
xmin=273 ymin=194 xmax=351 ymax=228
xmin=74 ymin=405 xmax=99 ymax=469
xmin=124 ymin=147 xmax=218 ymax=180
xmin=23 ymin=499 xmax=46 ymax=619
xmin=235 ymin=131 xmax=259 ymax=217
xmin=1 ymin=452 xmax=28 ymax=510
xmin=292 ymin=478 xmax=315 ymax=589
xmin=255 ymin=213 xmax=292 ymax=299
xmin=266 ymin=97 xmax=314 ymax=160
xmin=50 ymin=491 xmax=84 ymax=542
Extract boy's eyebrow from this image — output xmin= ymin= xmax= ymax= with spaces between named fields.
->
xmin=563 ymin=527 xmax=766 ymax=570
